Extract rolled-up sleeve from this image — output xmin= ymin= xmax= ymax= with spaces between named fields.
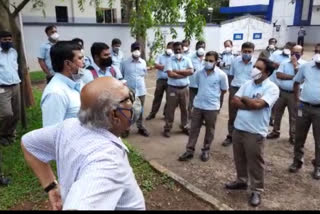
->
xmin=293 ymin=66 xmax=305 ymax=83
xmin=22 ymin=125 xmax=58 ymax=163
xmin=261 ymin=85 xmax=280 ymax=108
xmin=38 ymin=44 xmax=46 ymax=60
xmin=220 ymin=72 xmax=229 ymax=91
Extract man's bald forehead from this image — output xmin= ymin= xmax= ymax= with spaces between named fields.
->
xmin=293 ymin=45 xmax=303 ymax=51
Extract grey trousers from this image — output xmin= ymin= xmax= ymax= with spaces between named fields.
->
xmin=136 ymin=95 xmax=145 ymax=129
xmin=188 ymin=87 xmax=198 ymax=120
xmin=0 ymin=84 xmax=21 ymax=139
xmin=227 ymin=86 xmax=239 ymax=137
xmin=164 ymin=86 xmax=189 ymax=131
xmin=186 ymin=108 xmax=218 ymax=152
xmin=273 ymin=90 xmax=297 ymax=139
xmin=294 ymin=104 xmax=320 ymax=166
xmin=149 ymin=79 xmax=167 ymax=117
xmin=232 ymin=129 xmax=265 ymax=192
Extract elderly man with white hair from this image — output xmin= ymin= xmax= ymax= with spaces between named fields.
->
xmin=21 ymin=77 xmax=145 ymax=210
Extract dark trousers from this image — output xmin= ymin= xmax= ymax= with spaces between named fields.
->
xmin=220 ymin=75 xmax=233 ymax=110
xmin=164 ymin=86 xmax=189 ymax=131
xmin=294 ymin=105 xmax=320 ymax=167
xmin=149 ymin=79 xmax=167 ymax=117
xmin=136 ymin=95 xmax=146 ymax=129
xmin=273 ymin=90 xmax=297 ymax=139
xmin=188 ymin=87 xmax=198 ymax=120
xmin=297 ymin=36 xmax=304 ymax=46
xmin=0 ymin=84 xmax=21 ymax=139
xmin=227 ymin=86 xmax=239 ymax=137
xmin=233 ymin=129 xmax=265 ymax=192
xmin=186 ymin=108 xmax=218 ymax=152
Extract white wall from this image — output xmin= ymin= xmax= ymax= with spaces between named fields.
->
xmin=229 ymin=0 xmax=269 ymax=7
xmin=287 ymin=26 xmax=320 ymax=44
xmin=272 ymin=0 xmax=296 ymax=26
xmin=311 ymin=6 xmax=320 ymax=25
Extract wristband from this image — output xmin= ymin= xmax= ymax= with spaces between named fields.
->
xmin=44 ymin=180 xmax=58 ymax=193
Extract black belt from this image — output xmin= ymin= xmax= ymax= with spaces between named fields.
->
xmin=169 ymin=85 xmax=188 ymax=89
xmin=301 ymin=101 xmax=320 ymax=108
xmin=231 ymin=86 xmax=240 ymax=90
xmin=280 ymin=88 xmax=294 ymax=94
xmin=0 ymin=84 xmax=17 ymax=88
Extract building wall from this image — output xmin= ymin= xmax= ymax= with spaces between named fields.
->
xmin=229 ymin=0 xmax=269 ymax=7
xmin=272 ymin=0 xmax=296 ymax=26
xmin=287 ymin=26 xmax=320 ymax=44
xmin=311 ymin=5 xmax=320 ymax=25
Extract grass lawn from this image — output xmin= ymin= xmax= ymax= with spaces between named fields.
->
xmin=0 ymin=84 xmax=169 ymax=209
xmin=29 ymin=71 xmax=46 ymax=83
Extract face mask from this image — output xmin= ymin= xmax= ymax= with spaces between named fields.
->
xmin=197 ymin=48 xmax=205 ymax=57
xmin=312 ymin=54 xmax=320 ymax=63
xmin=283 ymin=49 xmax=291 ymax=56
xmin=113 ymin=47 xmax=120 ymax=53
xmin=242 ymin=53 xmax=252 ymax=61
xmin=117 ymin=93 xmax=141 ymax=126
xmin=292 ymin=53 xmax=301 ymax=61
xmin=132 ymin=50 xmax=141 ymax=58
xmin=225 ymin=47 xmax=232 ymax=53
xmin=268 ymin=45 xmax=275 ymax=50
xmin=251 ymin=67 xmax=262 ymax=80
xmin=50 ymin=33 xmax=59 ymax=41
xmin=0 ymin=42 xmax=13 ymax=51
xmin=175 ymin=53 xmax=182 ymax=60
xmin=71 ymin=68 xmax=83 ymax=82
xmin=204 ymin=62 xmax=215 ymax=70
xmin=101 ymin=57 xmax=113 ymax=67
xmin=183 ymin=46 xmax=189 ymax=52
xmin=166 ymin=49 xmax=173 ymax=56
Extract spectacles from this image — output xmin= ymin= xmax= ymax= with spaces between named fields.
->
xmin=119 ymin=89 xmax=135 ymax=104
xmin=116 ymin=89 xmax=135 ymax=125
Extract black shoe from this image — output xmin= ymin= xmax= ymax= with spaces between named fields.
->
xmin=0 ymin=175 xmax=11 ymax=186
xmin=222 ymin=136 xmax=232 ymax=147
xmin=312 ymin=167 xmax=320 ymax=180
xmin=200 ymin=150 xmax=210 ymax=162
xmin=289 ymin=162 xmax=302 ymax=173
xmin=178 ymin=151 xmax=194 ymax=161
xmin=138 ymin=127 xmax=150 ymax=137
xmin=249 ymin=192 xmax=261 ymax=207
xmin=289 ymin=138 xmax=295 ymax=145
xmin=182 ymin=128 xmax=189 ymax=136
xmin=267 ymin=131 xmax=280 ymax=139
xmin=121 ymin=130 xmax=130 ymax=138
xmin=163 ymin=131 xmax=170 ymax=138
xmin=146 ymin=114 xmax=155 ymax=121
xmin=0 ymin=138 xmax=10 ymax=147
xmin=225 ymin=181 xmax=248 ymax=190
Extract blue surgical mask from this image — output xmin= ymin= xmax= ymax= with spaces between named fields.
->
xmin=242 ymin=53 xmax=252 ymax=61
xmin=292 ymin=53 xmax=301 ymax=61
xmin=204 ymin=62 xmax=215 ymax=70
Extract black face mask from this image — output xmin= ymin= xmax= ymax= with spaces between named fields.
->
xmin=316 ymin=63 xmax=320 ymax=69
xmin=100 ymin=57 xmax=113 ymax=67
xmin=1 ymin=42 xmax=13 ymax=51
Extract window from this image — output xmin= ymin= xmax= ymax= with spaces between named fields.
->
xmin=56 ymin=6 xmax=68 ymax=22
xmin=96 ymin=9 xmax=117 ymax=23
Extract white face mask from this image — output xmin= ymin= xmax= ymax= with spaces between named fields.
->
xmin=71 ymin=68 xmax=83 ymax=82
xmin=268 ymin=45 xmax=275 ymax=50
xmin=225 ymin=47 xmax=232 ymax=53
xmin=175 ymin=53 xmax=182 ymax=60
xmin=204 ymin=62 xmax=215 ymax=70
xmin=251 ymin=67 xmax=262 ymax=80
xmin=166 ymin=49 xmax=173 ymax=56
xmin=197 ymin=48 xmax=205 ymax=57
xmin=132 ymin=50 xmax=141 ymax=58
xmin=183 ymin=46 xmax=189 ymax=52
xmin=283 ymin=49 xmax=291 ymax=56
xmin=312 ymin=54 xmax=320 ymax=63
xmin=50 ymin=33 xmax=59 ymax=41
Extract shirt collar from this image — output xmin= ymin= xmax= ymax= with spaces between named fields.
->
xmin=0 ymin=47 xmax=13 ymax=53
xmin=254 ymin=77 xmax=270 ymax=87
xmin=55 ymin=73 xmax=79 ymax=90
xmin=92 ymin=61 xmax=106 ymax=74
xmin=131 ymin=56 xmax=142 ymax=63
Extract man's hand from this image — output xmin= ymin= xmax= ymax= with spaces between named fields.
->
xmin=291 ymin=55 xmax=298 ymax=68
xmin=48 ymin=187 xmax=62 ymax=210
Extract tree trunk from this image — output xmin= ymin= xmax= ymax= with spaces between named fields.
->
xmin=134 ymin=0 xmax=146 ymax=60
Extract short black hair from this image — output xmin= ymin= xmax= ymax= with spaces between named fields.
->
xmin=45 ymin=25 xmax=57 ymax=34
xmin=242 ymin=42 xmax=255 ymax=50
xmin=50 ymin=41 xmax=82 ymax=73
xmin=269 ymin=38 xmax=277 ymax=44
xmin=257 ymin=57 xmax=276 ymax=76
xmin=91 ymin=42 xmax=109 ymax=59
xmin=182 ymin=39 xmax=190 ymax=45
xmin=284 ymin=42 xmax=296 ymax=50
xmin=205 ymin=51 xmax=219 ymax=61
xmin=72 ymin=38 xmax=84 ymax=47
xmin=112 ymin=38 xmax=122 ymax=46
xmin=315 ymin=43 xmax=320 ymax=47
xmin=173 ymin=42 xmax=183 ymax=48
xmin=0 ymin=31 xmax=12 ymax=39
xmin=167 ymin=41 xmax=174 ymax=47
xmin=224 ymin=40 xmax=233 ymax=46
xmin=196 ymin=40 xmax=205 ymax=48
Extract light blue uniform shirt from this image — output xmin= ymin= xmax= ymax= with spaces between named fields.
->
xmin=276 ymin=59 xmax=306 ymax=91
xmin=294 ymin=61 xmax=320 ymax=105
xmin=155 ymin=53 xmax=172 ymax=80
xmin=234 ymin=79 xmax=280 ymax=137
xmin=0 ymin=47 xmax=21 ymax=85
xmin=166 ymin=55 xmax=193 ymax=87
xmin=22 ymin=118 xmax=145 ymax=210
xmin=121 ymin=57 xmax=147 ymax=97
xmin=111 ymin=49 xmax=124 ymax=70
xmin=230 ymin=56 xmax=256 ymax=87
xmin=190 ymin=53 xmax=204 ymax=88
xmin=269 ymin=52 xmax=290 ymax=85
xmin=183 ymin=51 xmax=193 ymax=60
xmin=83 ymin=62 xmax=123 ymax=82
xmin=193 ymin=67 xmax=229 ymax=110
xmin=41 ymin=73 xmax=83 ymax=127
xmin=220 ymin=52 xmax=235 ymax=76
xmin=38 ymin=41 xmax=55 ymax=75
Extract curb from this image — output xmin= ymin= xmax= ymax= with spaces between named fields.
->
xmin=148 ymin=160 xmax=233 ymax=211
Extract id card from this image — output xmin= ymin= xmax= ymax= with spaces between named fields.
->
xmin=298 ymin=109 xmax=303 ymax=117
xmin=0 ymin=88 xmax=5 ymax=94
xmin=170 ymin=92 xmax=176 ymax=97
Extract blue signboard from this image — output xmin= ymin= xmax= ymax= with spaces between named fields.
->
xmin=253 ymin=33 xmax=262 ymax=40
xmin=233 ymin=33 xmax=243 ymax=40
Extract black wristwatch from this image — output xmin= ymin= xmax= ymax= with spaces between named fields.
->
xmin=44 ymin=180 xmax=58 ymax=193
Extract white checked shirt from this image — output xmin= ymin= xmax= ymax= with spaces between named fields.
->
xmin=22 ymin=118 xmax=145 ymax=210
